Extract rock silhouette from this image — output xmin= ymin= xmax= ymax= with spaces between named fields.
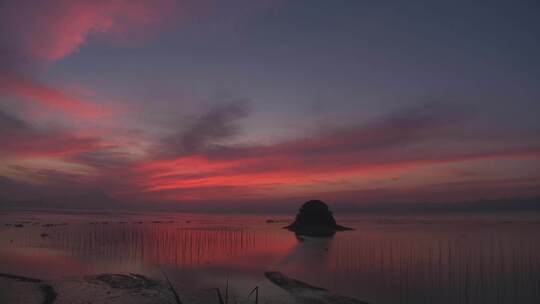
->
xmin=285 ymin=200 xmax=353 ymax=237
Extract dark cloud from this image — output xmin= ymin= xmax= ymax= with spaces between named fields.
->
xmin=201 ymin=101 xmax=469 ymax=161
xmin=0 ymin=108 xmax=29 ymax=135
xmin=7 ymin=165 xmax=90 ymax=184
xmin=166 ymin=99 xmax=250 ymax=154
xmin=69 ymin=150 xmax=135 ymax=171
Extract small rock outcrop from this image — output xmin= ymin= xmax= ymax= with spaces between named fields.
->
xmin=88 ymin=273 xmax=159 ymax=290
xmin=285 ymin=200 xmax=353 ymax=237
xmin=265 ymin=271 xmax=369 ymax=304
xmin=0 ymin=273 xmax=57 ymax=304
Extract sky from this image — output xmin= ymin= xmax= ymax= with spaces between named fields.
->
xmin=0 ymin=0 xmax=539 ymax=212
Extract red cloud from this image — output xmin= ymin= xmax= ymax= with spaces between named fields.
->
xmin=134 ymin=144 xmax=540 ymax=202
xmin=0 ymin=72 xmax=108 ymax=118
xmin=1 ymin=0 xmax=178 ymax=61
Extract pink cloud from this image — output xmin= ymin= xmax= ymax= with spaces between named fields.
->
xmin=1 ymin=0 xmax=178 ymax=61
xmin=0 ymin=72 xmax=109 ymax=118
xmin=132 ymin=142 xmax=540 ymax=202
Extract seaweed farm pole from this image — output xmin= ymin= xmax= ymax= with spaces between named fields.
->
xmin=225 ymin=275 xmax=229 ymax=304
xmin=215 ymin=288 xmax=225 ymax=304
xmin=248 ymin=286 xmax=259 ymax=304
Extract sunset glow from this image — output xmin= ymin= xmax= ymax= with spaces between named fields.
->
xmin=1 ymin=0 xmax=539 ymax=211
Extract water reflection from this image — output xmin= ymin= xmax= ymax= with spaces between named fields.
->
xmin=325 ymin=233 xmax=540 ymax=304
xmin=40 ymin=224 xmax=297 ymax=273
xmin=277 ymin=237 xmax=333 ymax=277
xmin=1 ymin=213 xmax=540 ymax=304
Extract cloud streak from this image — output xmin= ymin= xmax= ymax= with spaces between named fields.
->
xmin=0 ymin=72 xmax=108 ymax=118
xmin=0 ymin=108 xmax=111 ymax=158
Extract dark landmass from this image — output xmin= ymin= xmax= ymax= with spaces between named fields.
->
xmin=330 ymin=196 xmax=540 ymax=214
xmin=2 ymin=196 xmax=539 ymax=214
xmin=285 ymin=200 xmax=353 ymax=237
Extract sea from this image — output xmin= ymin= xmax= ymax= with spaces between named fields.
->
xmin=1 ymin=210 xmax=539 ymax=303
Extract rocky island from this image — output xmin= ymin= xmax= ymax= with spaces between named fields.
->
xmin=285 ymin=200 xmax=353 ymax=237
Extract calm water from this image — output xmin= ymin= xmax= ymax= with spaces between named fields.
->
xmin=1 ymin=210 xmax=540 ymax=303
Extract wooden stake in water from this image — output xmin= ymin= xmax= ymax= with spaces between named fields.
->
xmin=160 ymin=268 xmax=183 ymax=304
